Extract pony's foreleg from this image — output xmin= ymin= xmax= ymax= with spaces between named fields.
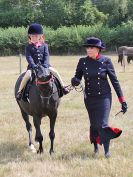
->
xmin=49 ymin=111 xmax=57 ymax=155
xmin=33 ymin=115 xmax=43 ymax=154
xmin=20 ymin=108 xmax=36 ymax=152
xmin=20 ymin=107 xmax=36 ymax=152
xmin=118 ymin=55 xmax=123 ymax=66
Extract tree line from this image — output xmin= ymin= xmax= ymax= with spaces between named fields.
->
xmin=0 ymin=0 xmax=133 ymax=28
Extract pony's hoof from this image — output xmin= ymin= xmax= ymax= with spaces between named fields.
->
xmin=92 ymin=149 xmax=99 ymax=158
xmin=37 ymin=147 xmax=43 ymax=154
xmin=35 ymin=141 xmax=39 ymax=145
xmin=49 ymin=149 xmax=54 ymax=155
xmin=93 ymin=151 xmax=99 ymax=157
xmin=29 ymin=144 xmax=36 ymax=153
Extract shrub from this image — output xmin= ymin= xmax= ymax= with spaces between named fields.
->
xmin=1 ymin=22 xmax=133 ymax=56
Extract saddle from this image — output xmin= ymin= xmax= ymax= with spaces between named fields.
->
xmin=21 ymin=74 xmax=63 ymax=102
xmin=53 ymin=77 xmax=63 ymax=98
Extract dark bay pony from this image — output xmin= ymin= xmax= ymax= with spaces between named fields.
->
xmin=15 ymin=65 xmax=60 ymax=154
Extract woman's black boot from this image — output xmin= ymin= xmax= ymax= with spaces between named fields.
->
xmin=103 ymin=140 xmax=111 ymax=158
xmin=94 ymin=142 xmax=99 ymax=155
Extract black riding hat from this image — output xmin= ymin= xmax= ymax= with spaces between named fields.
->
xmin=82 ymin=37 xmax=105 ymax=49
xmin=28 ymin=23 xmax=43 ymax=35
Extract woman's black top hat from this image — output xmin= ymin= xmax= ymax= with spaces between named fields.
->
xmin=83 ymin=37 xmax=105 ymax=49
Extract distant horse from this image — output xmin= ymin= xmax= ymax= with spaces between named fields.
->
xmin=15 ymin=65 xmax=60 ymax=154
xmin=118 ymin=46 xmax=133 ymax=65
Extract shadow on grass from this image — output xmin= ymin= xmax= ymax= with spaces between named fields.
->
xmin=57 ymin=144 xmax=95 ymax=161
xmin=0 ymin=141 xmax=98 ymax=164
xmin=59 ymin=151 xmax=93 ymax=161
xmin=0 ymin=141 xmax=27 ymax=164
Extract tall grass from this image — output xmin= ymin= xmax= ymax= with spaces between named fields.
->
xmin=0 ymin=55 xmax=133 ymax=177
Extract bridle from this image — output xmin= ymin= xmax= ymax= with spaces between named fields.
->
xmin=36 ymin=75 xmax=54 ymax=85
xmin=36 ymin=75 xmax=55 ymax=101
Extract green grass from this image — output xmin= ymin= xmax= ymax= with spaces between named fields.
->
xmin=0 ymin=55 xmax=133 ymax=177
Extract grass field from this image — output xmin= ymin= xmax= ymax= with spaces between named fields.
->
xmin=0 ymin=55 xmax=133 ymax=177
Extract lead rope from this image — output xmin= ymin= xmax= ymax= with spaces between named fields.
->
xmin=65 ymin=83 xmax=85 ymax=93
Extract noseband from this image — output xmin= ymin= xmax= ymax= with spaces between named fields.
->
xmin=36 ymin=75 xmax=54 ymax=85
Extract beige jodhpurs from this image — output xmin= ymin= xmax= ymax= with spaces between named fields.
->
xmin=49 ymin=67 xmax=64 ymax=87
xmin=18 ymin=70 xmax=32 ymax=92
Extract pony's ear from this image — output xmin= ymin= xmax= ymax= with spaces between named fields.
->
xmin=36 ymin=66 xmax=44 ymax=78
xmin=37 ymin=65 xmax=51 ymax=78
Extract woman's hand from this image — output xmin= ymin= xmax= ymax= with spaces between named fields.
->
xmin=71 ymin=77 xmax=81 ymax=86
xmin=121 ymin=102 xmax=128 ymax=114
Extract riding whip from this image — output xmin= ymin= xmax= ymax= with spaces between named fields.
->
xmin=115 ymin=110 xmax=123 ymax=117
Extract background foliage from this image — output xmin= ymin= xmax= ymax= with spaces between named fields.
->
xmin=1 ymin=0 xmax=133 ymax=28
xmin=1 ymin=22 xmax=133 ymax=55
xmin=1 ymin=0 xmax=133 ymax=55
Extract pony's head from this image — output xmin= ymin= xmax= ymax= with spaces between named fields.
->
xmin=36 ymin=65 xmax=53 ymax=98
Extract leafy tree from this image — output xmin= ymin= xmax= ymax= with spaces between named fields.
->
xmin=127 ymin=0 xmax=133 ymax=21
xmin=81 ymin=0 xmax=107 ymax=25
xmin=92 ymin=0 xmax=128 ymax=27
xmin=0 ymin=0 xmax=133 ymax=28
